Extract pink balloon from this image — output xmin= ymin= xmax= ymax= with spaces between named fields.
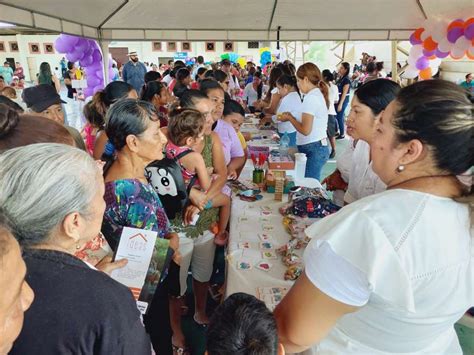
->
xmin=447 ymin=27 xmax=464 ymax=43
xmin=415 ymin=56 xmax=429 ymax=70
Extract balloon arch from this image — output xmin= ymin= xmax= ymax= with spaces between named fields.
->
xmin=54 ymin=35 xmax=113 ymax=98
xmin=405 ymin=17 xmax=474 ymax=80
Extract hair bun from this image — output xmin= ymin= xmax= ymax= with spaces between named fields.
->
xmin=0 ymin=103 xmax=20 ymax=138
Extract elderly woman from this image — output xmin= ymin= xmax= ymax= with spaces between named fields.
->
xmin=275 ymin=80 xmax=473 ymax=353
xmin=100 ymin=99 xmax=184 ymax=354
xmin=0 ymin=210 xmax=34 ymax=355
xmin=0 ymin=144 xmax=152 ymax=354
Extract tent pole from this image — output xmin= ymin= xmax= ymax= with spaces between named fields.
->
xmin=98 ymin=36 xmax=110 ymax=84
xmin=391 ymin=40 xmax=398 ymax=83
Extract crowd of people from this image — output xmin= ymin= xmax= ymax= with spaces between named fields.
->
xmin=0 ymin=47 xmax=472 ymax=355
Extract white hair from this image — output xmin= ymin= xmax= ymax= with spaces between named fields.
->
xmin=0 ymin=143 xmax=99 ymax=246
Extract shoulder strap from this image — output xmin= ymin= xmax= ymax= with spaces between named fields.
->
xmin=175 ymin=149 xmax=193 ymax=160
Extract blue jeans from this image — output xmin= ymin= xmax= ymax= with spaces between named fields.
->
xmin=278 ymin=131 xmax=297 ymax=147
xmin=297 ymin=140 xmax=330 ymax=181
xmin=335 ymin=98 xmax=349 ymax=136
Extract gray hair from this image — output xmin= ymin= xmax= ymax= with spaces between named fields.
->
xmin=0 ymin=143 xmax=100 ymax=246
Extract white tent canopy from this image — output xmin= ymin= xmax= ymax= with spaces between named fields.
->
xmin=0 ymin=0 xmax=472 ymax=41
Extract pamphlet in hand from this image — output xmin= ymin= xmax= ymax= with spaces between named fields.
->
xmin=111 ymin=227 xmax=173 ymax=314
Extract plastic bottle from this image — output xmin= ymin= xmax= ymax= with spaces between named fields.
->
xmin=294 ymin=152 xmax=307 ymax=182
xmin=279 ymin=132 xmax=290 ymax=157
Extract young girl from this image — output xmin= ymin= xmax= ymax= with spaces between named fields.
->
xmin=81 ymin=100 xmax=105 ymax=155
xmin=274 ymin=74 xmax=300 ymax=147
xmin=166 ymin=108 xmax=231 ymax=245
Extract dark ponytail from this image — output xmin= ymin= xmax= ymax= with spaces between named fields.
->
xmin=254 ymin=72 xmax=263 ymax=100
xmin=276 ymin=74 xmax=301 ymax=99
xmin=355 ymin=79 xmax=400 ymax=115
xmin=102 ymin=99 xmax=158 ymax=174
xmin=141 ymin=81 xmax=166 ymax=102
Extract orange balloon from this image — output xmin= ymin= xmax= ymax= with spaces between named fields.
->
xmin=428 ymin=55 xmax=437 ymax=60
xmin=448 ymin=19 xmax=464 ymax=32
xmin=466 ymin=51 xmax=474 ymax=60
xmin=413 ymin=27 xmax=424 ymax=41
xmin=423 ymin=36 xmax=438 ymax=51
xmin=419 ymin=67 xmax=432 ymax=80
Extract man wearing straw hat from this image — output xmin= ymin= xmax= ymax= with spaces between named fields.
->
xmin=122 ymin=50 xmax=147 ymax=94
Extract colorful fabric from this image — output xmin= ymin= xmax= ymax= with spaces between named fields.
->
xmin=102 ymin=179 xmax=171 ymax=250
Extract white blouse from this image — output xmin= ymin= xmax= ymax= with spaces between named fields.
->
xmin=344 ymin=140 xmax=386 ymax=203
xmin=304 ymin=189 xmax=473 ymax=354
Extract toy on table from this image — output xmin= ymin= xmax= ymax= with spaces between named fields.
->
xmin=265 ymin=170 xmax=295 ymax=194
xmin=267 ymin=150 xmax=295 ymax=170
xmin=284 ymin=264 xmax=303 ymax=281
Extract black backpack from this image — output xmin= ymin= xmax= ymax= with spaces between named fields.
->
xmin=145 ymin=150 xmax=197 ymax=220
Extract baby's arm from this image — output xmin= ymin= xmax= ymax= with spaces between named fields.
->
xmin=181 ymin=152 xmax=211 ymax=190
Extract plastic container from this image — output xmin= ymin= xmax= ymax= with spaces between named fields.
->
xmin=294 ymin=152 xmax=307 ymax=182
xmin=279 ymin=132 xmax=290 ymax=156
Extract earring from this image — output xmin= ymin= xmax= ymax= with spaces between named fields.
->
xmin=396 ymin=165 xmax=405 ymax=173
xmin=76 ymin=244 xmax=81 ymax=250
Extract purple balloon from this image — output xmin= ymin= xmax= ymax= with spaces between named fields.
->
xmin=66 ymin=51 xmax=81 ymax=63
xmin=415 ymin=56 xmax=429 ymax=70
xmin=447 ymin=27 xmax=464 ymax=43
xmin=409 ymin=33 xmax=422 ymax=45
xmin=87 ymin=76 xmax=101 ymax=87
xmin=423 ymin=49 xmax=435 ymax=57
xmin=83 ymin=87 xmax=94 ymax=97
xmin=92 ymin=50 xmax=102 ymax=63
xmin=80 ymin=55 xmax=94 ymax=67
xmin=93 ymin=85 xmax=103 ymax=94
xmin=465 ymin=23 xmax=474 ymax=40
xmin=54 ymin=36 xmax=70 ymax=53
xmin=435 ymin=48 xmax=450 ymax=58
xmin=62 ymin=35 xmax=80 ymax=48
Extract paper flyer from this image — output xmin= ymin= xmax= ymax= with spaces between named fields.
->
xmin=111 ymin=227 xmax=173 ymax=314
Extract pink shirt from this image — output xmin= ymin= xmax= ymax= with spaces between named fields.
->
xmin=213 ymin=119 xmax=244 ymax=165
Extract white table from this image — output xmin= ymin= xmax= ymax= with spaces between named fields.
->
xmin=225 ymin=161 xmax=321 ymax=355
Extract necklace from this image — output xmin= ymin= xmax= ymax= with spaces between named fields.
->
xmin=387 ymin=175 xmax=460 ymax=198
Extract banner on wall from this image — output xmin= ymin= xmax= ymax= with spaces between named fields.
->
xmin=174 ymin=52 xmax=187 ymax=61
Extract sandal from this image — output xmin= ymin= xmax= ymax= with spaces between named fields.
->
xmin=172 ymin=344 xmax=190 ymax=355
xmin=193 ymin=314 xmax=209 ymax=328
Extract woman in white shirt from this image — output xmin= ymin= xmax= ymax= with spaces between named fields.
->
xmin=272 ymin=74 xmax=300 ymax=147
xmin=278 ymin=63 xmax=330 ymax=181
xmin=243 ymin=71 xmax=264 ymax=112
xmin=322 ymin=80 xmax=400 ymax=206
xmin=344 ymin=79 xmax=401 ymax=204
xmin=322 ymin=69 xmax=340 ymax=159
xmin=275 ymin=79 xmax=473 ymax=354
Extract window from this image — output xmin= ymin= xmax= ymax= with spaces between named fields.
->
xmin=43 ymin=43 xmax=55 ymax=54
xmin=248 ymin=41 xmax=259 ymax=49
xmin=224 ymin=41 xmax=234 ymax=52
xmin=9 ymin=41 xmax=18 ymax=52
xmin=0 ymin=42 xmax=5 ymax=52
xmin=167 ymin=42 xmax=177 ymax=52
xmin=29 ymin=43 xmax=40 ymax=54
xmin=205 ymin=42 xmax=215 ymax=52
xmin=152 ymin=42 xmax=162 ymax=51
xmin=181 ymin=42 xmax=191 ymax=52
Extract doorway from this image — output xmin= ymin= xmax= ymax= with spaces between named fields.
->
xmin=26 ymin=57 xmax=37 ymax=82
xmin=109 ymin=47 xmax=129 ymax=69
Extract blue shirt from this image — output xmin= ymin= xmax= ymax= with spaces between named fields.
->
xmin=122 ymin=60 xmax=147 ymax=93
xmin=460 ymin=80 xmax=474 ymax=93
xmin=0 ymin=66 xmax=14 ymax=83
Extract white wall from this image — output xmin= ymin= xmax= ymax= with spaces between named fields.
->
xmin=108 ymin=41 xmax=277 ymax=66
xmin=0 ymin=34 xmax=66 ymax=81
